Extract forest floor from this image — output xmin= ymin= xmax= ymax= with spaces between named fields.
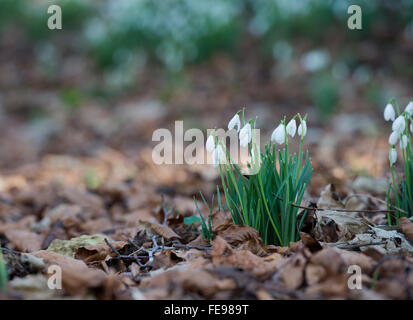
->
xmin=1 ymin=35 xmax=413 ymax=300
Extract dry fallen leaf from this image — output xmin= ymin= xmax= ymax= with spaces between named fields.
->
xmin=32 ymin=250 xmax=107 ymax=296
xmin=139 ymin=219 xmax=181 ymax=240
xmin=398 ymin=217 xmax=413 ymax=244
xmin=4 ymin=229 xmax=43 ymax=252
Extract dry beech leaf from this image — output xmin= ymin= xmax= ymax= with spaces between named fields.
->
xmin=280 ymin=253 xmax=307 ymax=290
xmin=316 ymin=184 xmax=369 ymax=241
xmin=305 ymin=275 xmax=349 ymax=298
xmin=139 ymin=219 xmax=181 ymax=240
xmin=398 ymin=217 xmax=413 ymax=244
xmin=305 ymin=263 xmax=327 ymax=286
xmin=75 ymin=241 xmax=128 ymax=263
xmin=300 ymin=232 xmax=323 ymax=253
xmin=218 ymin=225 xmax=267 ymax=256
xmin=5 ymin=229 xmax=43 ymax=252
xmin=211 ymin=236 xmax=285 ymax=277
xmin=32 ymin=250 xmax=107 ymax=296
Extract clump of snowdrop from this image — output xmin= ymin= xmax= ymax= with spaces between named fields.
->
xmin=384 ymin=99 xmax=413 ymax=221
xmin=205 ymin=109 xmax=312 ymax=246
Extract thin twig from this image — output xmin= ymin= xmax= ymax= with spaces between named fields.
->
xmin=334 ymin=241 xmax=387 ymax=250
xmin=275 ymin=195 xmax=395 ymax=213
xmin=172 ymin=242 xmax=212 ymax=251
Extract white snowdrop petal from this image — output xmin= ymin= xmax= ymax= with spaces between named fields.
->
xmin=271 ymin=124 xmax=285 ymax=145
xmin=298 ymin=120 xmax=307 ymax=137
xmin=384 ymin=104 xmax=396 ymax=121
xmin=400 ymin=135 xmax=408 ymax=150
xmin=410 ymin=123 xmax=413 ymax=133
xmin=389 ymin=148 xmax=397 ymax=165
xmin=405 ymin=101 xmax=413 ymax=116
xmin=392 ymin=115 xmax=406 ymax=134
xmin=388 ymin=131 xmax=399 ymax=145
xmin=228 ymin=114 xmax=241 ymax=132
xmin=212 ymin=145 xmax=226 ymax=168
xmin=239 ymin=123 xmax=252 ymax=147
xmin=206 ymin=134 xmax=215 ymax=153
xmin=286 ymin=119 xmax=297 ymax=137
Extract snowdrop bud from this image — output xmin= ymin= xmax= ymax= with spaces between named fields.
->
xmin=392 ymin=115 xmax=406 ymax=134
xmin=212 ymin=145 xmax=226 ymax=168
xmin=228 ymin=113 xmax=241 ymax=132
xmin=388 ymin=131 xmax=399 ymax=145
xmin=205 ymin=134 xmax=215 ymax=153
xmin=298 ymin=120 xmax=307 ymax=137
xmin=400 ymin=135 xmax=408 ymax=150
xmin=271 ymin=124 xmax=286 ymax=145
xmin=286 ymin=119 xmax=297 ymax=137
xmin=389 ymin=148 xmax=397 ymax=165
xmin=239 ymin=123 xmax=252 ymax=147
xmin=384 ymin=103 xmax=396 ymax=121
xmin=405 ymin=100 xmax=413 ymax=116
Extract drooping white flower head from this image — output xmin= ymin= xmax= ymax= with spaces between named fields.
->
xmin=389 ymin=148 xmax=397 ymax=165
xmin=400 ymin=135 xmax=408 ymax=150
xmin=205 ymin=133 xmax=216 ymax=153
xmin=388 ymin=131 xmax=399 ymax=146
xmin=297 ymin=120 xmax=307 ymax=137
xmin=212 ymin=145 xmax=226 ymax=168
xmin=228 ymin=113 xmax=241 ymax=132
xmin=239 ymin=123 xmax=252 ymax=147
xmin=405 ymin=100 xmax=413 ymax=116
xmin=392 ymin=115 xmax=406 ymax=134
xmin=384 ymin=103 xmax=396 ymax=121
xmin=286 ymin=119 xmax=297 ymax=137
xmin=271 ymin=123 xmax=286 ymax=145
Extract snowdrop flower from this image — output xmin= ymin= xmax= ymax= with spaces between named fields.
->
xmin=286 ymin=119 xmax=297 ymax=137
xmin=271 ymin=123 xmax=286 ymax=145
xmin=405 ymin=100 xmax=413 ymax=116
xmin=388 ymin=131 xmax=399 ymax=146
xmin=206 ymin=133 xmax=216 ymax=153
xmin=400 ymin=135 xmax=408 ymax=150
xmin=384 ymin=103 xmax=396 ymax=121
xmin=239 ymin=123 xmax=252 ymax=147
xmin=297 ymin=120 xmax=307 ymax=137
xmin=392 ymin=115 xmax=406 ymax=134
xmin=228 ymin=113 xmax=241 ymax=132
xmin=389 ymin=148 xmax=397 ymax=165
xmin=212 ymin=145 xmax=226 ymax=168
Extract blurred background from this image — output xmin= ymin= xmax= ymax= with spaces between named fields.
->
xmin=0 ymin=0 xmax=413 ymax=197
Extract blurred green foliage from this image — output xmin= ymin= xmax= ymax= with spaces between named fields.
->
xmin=1 ymin=0 xmax=413 ymax=117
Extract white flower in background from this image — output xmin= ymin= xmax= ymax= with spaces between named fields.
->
xmin=205 ymin=133 xmax=215 ymax=153
xmin=384 ymin=103 xmax=396 ymax=121
xmin=410 ymin=123 xmax=413 ymax=133
xmin=298 ymin=120 xmax=307 ymax=137
xmin=405 ymin=100 xmax=413 ymax=116
xmin=228 ymin=113 xmax=241 ymax=132
xmin=388 ymin=131 xmax=399 ymax=145
xmin=389 ymin=148 xmax=397 ymax=165
xmin=400 ymin=135 xmax=408 ymax=150
xmin=392 ymin=115 xmax=406 ymax=134
xmin=239 ymin=123 xmax=252 ymax=147
xmin=212 ymin=145 xmax=226 ymax=168
xmin=271 ymin=123 xmax=286 ymax=145
xmin=286 ymin=119 xmax=297 ymax=137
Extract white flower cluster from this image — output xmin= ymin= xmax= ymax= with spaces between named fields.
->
xmin=384 ymin=100 xmax=413 ymax=165
xmin=205 ymin=110 xmax=308 ymax=168
xmin=270 ymin=117 xmax=307 ymax=145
